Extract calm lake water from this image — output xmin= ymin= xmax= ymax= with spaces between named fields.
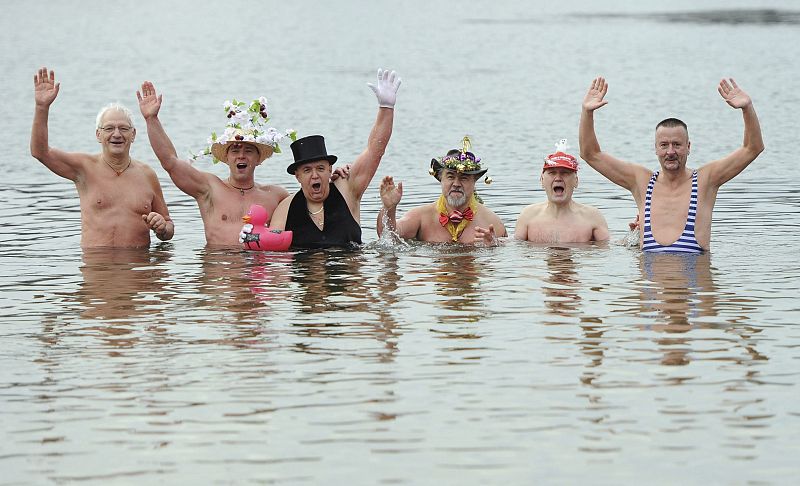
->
xmin=2 ymin=0 xmax=799 ymax=484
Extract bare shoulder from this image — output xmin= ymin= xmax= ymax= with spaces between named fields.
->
xmin=403 ymin=202 xmax=435 ymax=221
xmin=257 ymin=183 xmax=290 ymax=196
xmin=477 ymin=203 xmax=506 ymax=234
xmin=131 ymin=158 xmax=158 ymax=176
xmin=275 ymin=193 xmax=293 ymax=211
xmin=518 ymin=202 xmax=546 ymax=218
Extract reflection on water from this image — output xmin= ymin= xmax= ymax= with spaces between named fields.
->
xmin=638 ymin=252 xmax=719 ymax=328
xmin=542 ymin=247 xmax=582 ymax=317
xmin=3 ymin=0 xmax=800 ymax=482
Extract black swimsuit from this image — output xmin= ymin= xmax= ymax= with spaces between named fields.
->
xmin=285 ymin=183 xmax=362 ymax=249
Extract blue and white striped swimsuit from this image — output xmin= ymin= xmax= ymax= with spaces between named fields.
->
xmin=642 ymin=170 xmax=704 ymax=253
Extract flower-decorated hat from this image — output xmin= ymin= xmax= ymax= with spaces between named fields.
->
xmin=193 ymin=97 xmax=296 ymax=164
xmin=429 ymin=136 xmax=492 ymax=183
xmin=543 ymin=139 xmax=579 ymax=172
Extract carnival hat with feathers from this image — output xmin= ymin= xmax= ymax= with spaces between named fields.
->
xmin=429 ymin=136 xmax=492 ymax=184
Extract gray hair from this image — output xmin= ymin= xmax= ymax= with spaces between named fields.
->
xmin=96 ymin=103 xmax=135 ymax=129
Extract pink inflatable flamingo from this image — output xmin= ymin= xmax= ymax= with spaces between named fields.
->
xmin=239 ymin=204 xmax=293 ymax=251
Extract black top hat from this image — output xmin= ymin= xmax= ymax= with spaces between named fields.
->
xmin=287 ymin=135 xmax=338 ymax=174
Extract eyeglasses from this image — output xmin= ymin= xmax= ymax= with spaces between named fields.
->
xmin=99 ymin=125 xmax=133 ymax=134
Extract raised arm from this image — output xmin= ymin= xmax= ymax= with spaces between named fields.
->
xmin=579 ymin=77 xmax=649 ymax=192
xmin=137 ymin=82 xmax=211 ymax=198
xmin=30 ymin=67 xmax=87 ymax=181
xmin=701 ymin=78 xmax=765 ymax=188
xmin=345 ymin=69 xmax=401 ymax=200
xmin=377 ymin=176 xmax=419 ymax=239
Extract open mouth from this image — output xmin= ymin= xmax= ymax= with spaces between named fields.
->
xmin=311 ymin=182 xmax=322 ymax=191
xmin=236 ymin=162 xmax=248 ymax=170
xmin=553 ymin=183 xmax=565 ymax=196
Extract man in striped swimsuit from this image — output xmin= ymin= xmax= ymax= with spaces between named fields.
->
xmin=578 ymin=77 xmax=764 ymax=253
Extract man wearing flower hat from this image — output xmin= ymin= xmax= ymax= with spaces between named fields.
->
xmin=268 ymin=69 xmax=403 ymax=249
xmin=138 ymin=81 xmax=297 ymax=247
xmin=579 ymin=76 xmax=764 ymax=253
xmin=514 ymin=139 xmax=609 ymax=243
xmin=30 ymin=67 xmax=174 ymax=247
xmin=377 ymin=137 xmax=506 ymax=245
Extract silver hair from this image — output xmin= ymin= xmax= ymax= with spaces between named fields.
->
xmin=95 ymin=103 xmax=135 ymax=129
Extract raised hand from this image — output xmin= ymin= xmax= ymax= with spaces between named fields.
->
xmin=583 ymin=77 xmax=609 ymax=112
xmin=33 ymin=67 xmax=60 ymax=107
xmin=367 ymin=68 xmax=402 ymax=108
xmin=380 ymin=175 xmax=403 ymax=208
xmin=473 ymin=224 xmax=498 ymax=246
xmin=137 ymin=81 xmax=163 ymax=119
xmin=718 ymin=78 xmax=752 ymax=109
xmin=331 ymin=163 xmax=352 ymax=181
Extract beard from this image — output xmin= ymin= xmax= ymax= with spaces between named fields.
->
xmin=446 ymin=191 xmax=468 ymax=208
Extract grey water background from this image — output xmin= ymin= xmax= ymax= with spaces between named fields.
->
xmin=2 ymin=0 xmax=800 ymax=483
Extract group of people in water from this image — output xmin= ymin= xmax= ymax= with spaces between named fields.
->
xmin=31 ymin=66 xmax=763 ymax=254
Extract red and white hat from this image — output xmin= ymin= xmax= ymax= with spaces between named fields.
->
xmin=543 ymin=139 xmax=578 ymax=172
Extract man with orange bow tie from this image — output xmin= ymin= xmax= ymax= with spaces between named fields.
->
xmin=377 ymin=136 xmax=506 ymax=245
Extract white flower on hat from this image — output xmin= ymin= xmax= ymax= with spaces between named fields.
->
xmin=192 ymin=97 xmax=298 ymax=163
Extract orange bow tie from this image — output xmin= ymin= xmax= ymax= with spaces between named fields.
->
xmin=439 ymin=207 xmax=474 ymax=226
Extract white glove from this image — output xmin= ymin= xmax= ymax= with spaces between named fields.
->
xmin=367 ymin=68 xmax=401 ymax=108
xmin=239 ymin=223 xmax=254 ymax=244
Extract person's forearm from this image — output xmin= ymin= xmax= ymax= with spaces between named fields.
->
xmin=145 ymin=116 xmax=180 ymax=171
xmin=741 ymin=104 xmax=765 ymax=156
xmin=367 ymin=108 xmax=394 ymax=159
xmin=579 ymin=109 xmax=601 ymax=163
xmin=377 ymin=205 xmax=397 ymax=236
xmin=30 ymin=106 xmax=51 ymax=159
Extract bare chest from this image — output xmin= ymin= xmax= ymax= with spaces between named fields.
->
xmin=79 ymin=171 xmax=155 ymax=215
xmin=524 ymin=218 xmax=595 ymax=244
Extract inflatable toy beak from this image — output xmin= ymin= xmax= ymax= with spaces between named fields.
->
xmin=242 ymin=215 xmax=252 ymax=224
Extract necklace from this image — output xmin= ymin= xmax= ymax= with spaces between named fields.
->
xmin=308 ymin=205 xmax=324 ymax=215
xmin=227 ymin=179 xmax=255 ymax=196
xmin=310 ymin=215 xmax=324 ymax=230
xmin=103 ymin=156 xmax=132 ymax=176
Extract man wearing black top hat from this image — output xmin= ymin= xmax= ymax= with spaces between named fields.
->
xmin=269 ymin=69 xmax=401 ymax=249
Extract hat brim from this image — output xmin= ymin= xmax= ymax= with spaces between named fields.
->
xmin=287 ymin=155 xmax=338 ymax=175
xmin=211 ymin=141 xmax=274 ymax=164
xmin=430 ymin=158 xmax=487 ymax=181
xmin=542 ymin=162 xmax=578 ymax=172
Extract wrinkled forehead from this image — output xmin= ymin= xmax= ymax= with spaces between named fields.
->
xmin=542 ymin=167 xmax=577 ymax=176
xmin=655 ymin=125 xmax=689 ymax=143
xmin=297 ymin=159 xmax=331 ymax=172
xmin=99 ymin=108 xmax=133 ymax=127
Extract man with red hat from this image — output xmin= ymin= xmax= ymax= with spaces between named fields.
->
xmin=378 ymin=136 xmax=506 ymax=245
xmin=514 ymin=139 xmax=609 ymax=243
